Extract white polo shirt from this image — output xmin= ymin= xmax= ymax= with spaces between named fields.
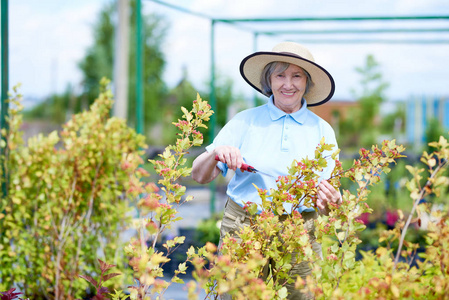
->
xmin=206 ymin=96 xmax=338 ymax=213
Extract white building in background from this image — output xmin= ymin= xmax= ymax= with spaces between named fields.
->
xmin=406 ymin=96 xmax=449 ymax=150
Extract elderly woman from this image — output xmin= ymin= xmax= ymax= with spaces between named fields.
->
xmin=192 ymin=41 xmax=341 ymax=299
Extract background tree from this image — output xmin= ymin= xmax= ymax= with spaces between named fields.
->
xmin=161 ymin=69 xmax=246 ymax=145
xmin=200 ymin=71 xmax=247 ymax=143
xmin=158 ymin=67 xmax=198 ymax=145
xmin=78 ymin=2 xmax=115 ymax=110
xmin=24 ymin=85 xmax=76 ymax=124
xmin=380 ymin=102 xmax=406 ymax=138
xmin=127 ymin=0 xmax=168 ymax=132
xmin=425 ymin=117 xmax=448 ymax=152
xmin=25 ymin=0 xmax=168 ymax=137
xmin=339 ymin=55 xmax=389 ymax=149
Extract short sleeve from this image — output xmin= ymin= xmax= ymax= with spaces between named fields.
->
xmin=205 ymin=112 xmax=250 ymax=177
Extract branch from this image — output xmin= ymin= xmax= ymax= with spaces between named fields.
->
xmin=393 ymin=159 xmax=448 ymax=269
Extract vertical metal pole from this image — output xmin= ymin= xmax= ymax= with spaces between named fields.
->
xmin=135 ymin=0 xmax=144 ymax=134
xmin=209 ymin=20 xmax=216 ymax=216
xmin=114 ymin=0 xmax=130 ymax=120
xmin=1 ymin=0 xmax=9 ymax=199
xmin=253 ymin=33 xmax=258 ymax=57
xmin=1 ymin=0 xmax=9 ymax=239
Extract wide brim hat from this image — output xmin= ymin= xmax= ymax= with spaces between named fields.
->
xmin=240 ymin=41 xmax=335 ymax=106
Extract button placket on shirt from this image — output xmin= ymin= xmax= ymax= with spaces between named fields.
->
xmin=281 ymin=115 xmax=290 ymax=152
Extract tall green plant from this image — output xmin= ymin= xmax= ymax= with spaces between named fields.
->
xmin=0 ymin=79 xmax=146 ymax=299
xmin=122 ymin=93 xmax=213 ymax=299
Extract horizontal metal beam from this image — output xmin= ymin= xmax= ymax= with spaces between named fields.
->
xmin=216 ymin=15 xmax=449 ymax=23
xmin=147 ymin=0 xmax=212 ymax=20
xmin=147 ymin=1 xmax=449 ymax=25
xmin=147 ymin=1 xmax=449 ymax=40
xmin=258 ymin=28 xmax=449 ymax=35
xmin=293 ymin=38 xmax=449 ymax=44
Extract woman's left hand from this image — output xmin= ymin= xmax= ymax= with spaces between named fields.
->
xmin=317 ymin=180 xmax=342 ymax=211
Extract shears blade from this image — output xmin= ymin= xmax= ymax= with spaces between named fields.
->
xmin=215 ymin=155 xmax=275 ymax=178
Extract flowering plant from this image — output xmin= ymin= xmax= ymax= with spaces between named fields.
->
xmin=187 ymin=139 xmax=405 ymax=299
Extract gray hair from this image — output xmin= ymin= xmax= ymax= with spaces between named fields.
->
xmin=260 ymin=62 xmax=314 ymax=97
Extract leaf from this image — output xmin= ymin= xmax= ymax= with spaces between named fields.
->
xmin=174 ymin=236 xmax=186 ymax=245
xmin=337 ymin=231 xmax=346 ymax=242
xmin=102 ymin=272 xmax=121 ymax=282
xmin=171 ymin=276 xmax=185 ymax=284
xmin=330 ymin=244 xmax=339 ymax=253
xmin=92 ymin=293 xmax=107 ymax=299
xmin=390 ymin=284 xmax=400 ymax=298
xmin=434 ymin=176 xmax=449 ymax=187
xmin=334 ymin=219 xmax=342 ymax=229
xmin=79 ymin=274 xmax=98 ymax=287
xmin=177 ymin=262 xmax=188 ymax=273
xmin=97 ymin=286 xmax=110 ymax=295
xmin=278 ymin=286 xmax=288 ymax=299
xmin=187 ymin=246 xmax=196 ymax=257
xmin=319 ymin=136 xmax=325 ymax=145
xmin=98 ymin=259 xmax=116 ymax=273
xmin=405 ymin=165 xmax=416 ymax=175
xmin=0 ymin=288 xmax=23 ymax=300
xmin=109 ymin=289 xmax=127 ymax=300
xmin=150 ymin=252 xmax=171 ymax=265
xmin=247 ymin=202 xmax=259 ymax=215
xmin=181 ymin=107 xmax=192 ymax=122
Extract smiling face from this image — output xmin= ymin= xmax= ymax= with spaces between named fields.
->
xmin=270 ymin=64 xmax=308 ymax=114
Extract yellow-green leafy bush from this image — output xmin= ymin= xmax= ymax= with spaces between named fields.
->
xmin=0 ymin=79 xmax=146 ymax=299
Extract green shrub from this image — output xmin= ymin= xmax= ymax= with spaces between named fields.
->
xmin=195 ymin=214 xmax=222 ymax=246
xmin=0 ymin=79 xmax=146 ymax=299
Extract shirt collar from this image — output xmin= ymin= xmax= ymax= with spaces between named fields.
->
xmin=267 ymin=95 xmax=308 ymax=124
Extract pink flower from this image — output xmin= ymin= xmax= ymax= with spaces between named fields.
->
xmin=326 ymin=254 xmax=338 ymax=261
xmin=385 ymin=210 xmax=399 ymax=227
xmin=356 ymin=213 xmax=370 ymax=225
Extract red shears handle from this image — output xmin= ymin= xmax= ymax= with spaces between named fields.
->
xmin=214 ymin=155 xmax=256 ymax=173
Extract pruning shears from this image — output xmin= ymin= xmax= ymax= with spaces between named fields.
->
xmin=215 ymin=155 xmax=274 ymax=178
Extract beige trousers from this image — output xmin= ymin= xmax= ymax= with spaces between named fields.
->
xmin=218 ymin=199 xmax=321 ymax=300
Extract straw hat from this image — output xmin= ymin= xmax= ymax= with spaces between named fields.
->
xmin=239 ymin=41 xmax=335 ymax=106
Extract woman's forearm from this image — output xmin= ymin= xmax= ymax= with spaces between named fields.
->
xmin=192 ymin=150 xmax=221 ymax=184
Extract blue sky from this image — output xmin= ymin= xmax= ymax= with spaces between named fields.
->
xmin=5 ymin=0 xmax=449 ymax=105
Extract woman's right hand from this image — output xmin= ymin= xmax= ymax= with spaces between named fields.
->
xmin=214 ymin=145 xmax=243 ymax=171
xmin=192 ymin=145 xmax=243 ymax=184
